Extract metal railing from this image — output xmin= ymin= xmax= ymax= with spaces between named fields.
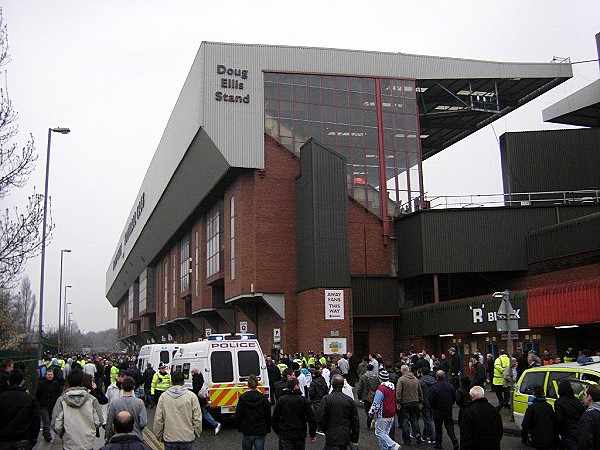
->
xmin=396 ymin=189 xmax=600 ymax=215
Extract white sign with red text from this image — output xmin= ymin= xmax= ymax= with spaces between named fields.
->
xmin=325 ymin=289 xmax=344 ymax=320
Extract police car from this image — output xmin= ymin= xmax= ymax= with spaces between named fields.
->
xmin=513 ymin=356 xmax=600 ymax=428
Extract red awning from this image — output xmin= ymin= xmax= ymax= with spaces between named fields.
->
xmin=527 ymin=278 xmax=600 ymax=327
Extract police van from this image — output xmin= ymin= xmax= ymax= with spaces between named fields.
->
xmin=170 ymin=333 xmax=269 ymax=415
xmin=513 ymin=356 xmax=600 ymax=428
xmin=137 ymin=344 xmax=182 ymax=372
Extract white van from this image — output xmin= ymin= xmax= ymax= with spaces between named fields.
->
xmin=171 ymin=333 xmax=269 ymax=415
xmin=137 ymin=344 xmax=182 ymax=373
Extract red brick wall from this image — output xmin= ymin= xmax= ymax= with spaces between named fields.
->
xmin=348 ymin=200 xmax=392 ymax=276
xmin=295 ymin=288 xmax=353 ymax=354
xmin=353 ymin=317 xmax=395 ymax=361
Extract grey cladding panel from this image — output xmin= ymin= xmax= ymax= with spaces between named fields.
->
xmin=501 ymin=129 xmax=600 ymax=194
xmin=527 ymin=211 xmax=600 ymax=263
xmin=297 ymin=140 xmax=350 ymax=291
xmin=352 ymin=277 xmax=402 ymax=316
xmin=394 ymin=207 xmax=599 ymax=279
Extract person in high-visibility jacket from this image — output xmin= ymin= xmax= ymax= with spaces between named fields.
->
xmin=492 ymin=349 xmax=510 ymax=410
xmin=110 ymin=364 xmax=119 ymax=384
xmin=151 ymin=363 xmax=172 ymax=405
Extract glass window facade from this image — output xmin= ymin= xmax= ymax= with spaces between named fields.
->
xmin=230 ymin=196 xmax=235 ymax=281
xmin=265 ymin=73 xmax=423 ymax=217
xmin=206 ymin=201 xmax=224 ymax=277
xmin=163 ymin=260 xmax=168 ymax=318
xmin=139 ymin=269 xmax=147 ymax=312
xmin=180 ymin=234 xmax=190 ymax=292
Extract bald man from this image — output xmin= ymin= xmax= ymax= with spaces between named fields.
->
xmin=100 ymin=411 xmax=152 ymax=450
xmin=459 ymin=386 xmax=503 ymax=450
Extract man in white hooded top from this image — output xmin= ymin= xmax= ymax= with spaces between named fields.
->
xmin=154 ymin=370 xmax=201 ymax=450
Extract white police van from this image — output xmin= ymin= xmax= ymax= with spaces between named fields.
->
xmin=170 ymin=333 xmax=269 ymax=415
xmin=136 ymin=344 xmax=182 ymax=372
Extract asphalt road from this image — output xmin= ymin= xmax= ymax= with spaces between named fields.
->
xmin=35 ymin=401 xmax=527 ymax=450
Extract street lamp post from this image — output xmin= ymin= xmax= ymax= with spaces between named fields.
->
xmin=58 ymin=249 xmax=71 ymax=353
xmin=68 ymin=312 xmax=73 ymax=352
xmin=63 ymin=285 xmax=72 ymax=337
xmin=65 ymin=301 xmax=71 ymax=350
xmin=37 ymin=127 xmax=70 ymax=365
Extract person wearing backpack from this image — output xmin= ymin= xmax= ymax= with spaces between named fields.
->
xmin=51 ymin=369 xmax=102 ymax=450
xmin=356 ymin=363 xmax=379 ymax=428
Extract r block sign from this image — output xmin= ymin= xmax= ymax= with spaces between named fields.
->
xmin=325 ymin=289 xmax=344 ymax=320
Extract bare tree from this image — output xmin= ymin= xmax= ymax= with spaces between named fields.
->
xmin=10 ymin=275 xmax=36 ymax=336
xmin=0 ymin=289 xmax=25 ymax=349
xmin=0 ymin=8 xmax=52 ymax=290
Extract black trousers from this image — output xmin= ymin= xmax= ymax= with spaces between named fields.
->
xmin=433 ymin=411 xmax=457 ymax=446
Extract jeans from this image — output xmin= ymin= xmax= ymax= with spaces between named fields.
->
xmin=400 ymin=402 xmax=421 ymax=442
xmin=242 ymin=434 xmax=266 ymax=450
xmin=375 ymin=416 xmax=399 ymax=450
xmin=39 ymin=407 xmax=52 ymax=440
xmin=280 ymin=439 xmax=306 ymax=450
xmin=421 ymin=407 xmax=435 ymax=442
xmin=433 ymin=411 xmax=457 ymax=447
xmin=201 ymin=405 xmax=219 ymax=428
xmin=144 ymin=386 xmax=153 ymax=406
xmin=164 ymin=442 xmax=194 ymax=450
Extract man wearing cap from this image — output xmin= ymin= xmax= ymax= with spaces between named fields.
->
xmin=151 ymin=363 xmax=171 ymax=405
xmin=369 ymin=370 xmax=401 ymax=450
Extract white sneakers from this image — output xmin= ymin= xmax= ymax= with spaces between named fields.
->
xmin=214 ymin=423 xmax=222 ymax=435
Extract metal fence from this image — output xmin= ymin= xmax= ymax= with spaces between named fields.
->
xmin=396 ymin=189 xmax=600 ymax=214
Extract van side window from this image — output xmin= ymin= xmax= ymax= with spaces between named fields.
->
xmin=238 ymin=350 xmax=260 ymax=379
xmin=211 ymin=351 xmax=234 ymax=382
xmin=183 ymin=363 xmax=191 ymax=379
xmin=160 ymin=351 xmax=169 ymax=364
xmin=547 ymin=372 xmax=576 ymax=398
xmin=519 ymin=371 xmax=546 ymax=395
xmin=581 ymin=373 xmax=600 ymax=383
xmin=173 ymin=365 xmax=182 ymax=374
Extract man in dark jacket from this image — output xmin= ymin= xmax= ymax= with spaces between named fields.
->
xmin=448 ymin=347 xmax=462 ymax=390
xmin=555 ymin=379 xmax=585 ymax=450
xmin=236 ymin=374 xmax=271 ymax=449
xmin=190 ymin=368 xmax=221 ymax=434
xmin=142 ymin=363 xmax=155 ymax=407
xmin=459 ymin=386 xmax=503 ymax=450
xmin=309 ymin=363 xmax=329 ymax=421
xmin=319 ymin=374 xmax=359 ymax=449
xmin=521 ymin=384 xmax=558 ymax=449
xmin=417 ymin=366 xmax=437 ymax=444
xmin=100 ymin=411 xmax=152 ymax=450
xmin=429 ymin=370 xmax=459 ymax=450
xmin=0 ymin=370 xmax=40 ymax=449
xmin=274 ymin=368 xmax=294 ymax=401
xmin=266 ymin=356 xmax=282 ymax=405
xmin=577 ymin=384 xmax=600 ymax=450
xmin=35 ymin=368 xmax=63 ymax=442
xmin=272 ymin=377 xmax=317 ymax=449
xmin=470 ymin=356 xmax=486 ymax=388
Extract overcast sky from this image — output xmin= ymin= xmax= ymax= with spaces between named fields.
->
xmin=3 ymin=1 xmax=599 ymax=333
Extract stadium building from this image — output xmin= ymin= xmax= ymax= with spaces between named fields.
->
xmin=106 ymin=40 xmax=600 ymax=363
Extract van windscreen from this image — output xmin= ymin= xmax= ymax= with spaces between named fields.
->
xmin=211 ymin=351 xmax=234 ymax=382
xmin=238 ymin=350 xmax=260 ymax=379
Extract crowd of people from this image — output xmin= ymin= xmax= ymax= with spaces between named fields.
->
xmin=0 ymin=345 xmax=599 ymax=450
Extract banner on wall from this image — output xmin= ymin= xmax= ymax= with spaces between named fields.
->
xmin=325 ymin=289 xmax=344 ymax=320
xmin=323 ymin=337 xmax=347 ymax=355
